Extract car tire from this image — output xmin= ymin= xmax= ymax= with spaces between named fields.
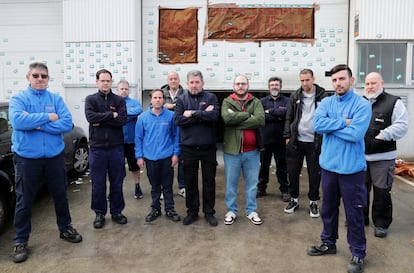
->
xmin=72 ymin=142 xmax=89 ymax=175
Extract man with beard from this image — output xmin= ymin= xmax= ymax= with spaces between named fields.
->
xmin=257 ymin=77 xmax=290 ymax=201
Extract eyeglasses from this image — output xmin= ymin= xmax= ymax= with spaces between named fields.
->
xmin=32 ymin=74 xmax=49 ymax=79
xmin=235 ymin=82 xmax=248 ymax=86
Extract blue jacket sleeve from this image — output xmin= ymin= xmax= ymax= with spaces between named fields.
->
xmin=332 ymin=100 xmax=371 ymax=142
xmin=135 ymin=116 xmax=144 ymax=159
xmin=314 ymin=98 xmax=347 ymax=134
xmin=41 ymin=95 xmax=73 ymax=134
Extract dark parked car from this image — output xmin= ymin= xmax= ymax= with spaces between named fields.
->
xmin=0 ymin=102 xmax=89 ymax=232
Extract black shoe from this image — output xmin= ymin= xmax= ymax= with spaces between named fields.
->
xmin=348 ymin=256 xmax=364 ymax=273
xmin=93 ymin=213 xmax=105 ymax=229
xmin=374 ymin=227 xmax=388 ymax=238
xmin=60 ymin=225 xmax=83 ymax=243
xmin=166 ymin=209 xmax=181 ymax=222
xmin=256 ymin=190 xmax=267 ymax=198
xmin=13 ymin=243 xmax=28 ymax=263
xmin=309 ymin=202 xmax=320 ymax=218
xmin=284 ymin=199 xmax=299 ymax=213
xmin=205 ymin=214 xmax=218 ymax=226
xmin=145 ymin=208 xmax=161 ymax=222
xmin=307 ymin=243 xmax=337 ymax=256
xmin=112 ymin=213 xmax=128 ymax=225
xmin=183 ymin=213 xmax=199 ymax=225
xmin=134 ymin=184 xmax=143 ymax=199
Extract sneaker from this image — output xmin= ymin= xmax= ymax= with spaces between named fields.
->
xmin=145 ymin=208 xmax=161 ymax=222
xmin=60 ymin=225 xmax=83 ymax=243
xmin=112 ymin=213 xmax=128 ymax=224
xmin=166 ymin=209 xmax=181 ymax=221
xmin=13 ymin=243 xmax=28 ymax=263
xmin=256 ymin=190 xmax=266 ymax=198
xmin=205 ymin=214 xmax=218 ymax=226
xmin=93 ymin=213 xmax=105 ymax=229
xmin=224 ymin=211 xmax=237 ymax=225
xmin=183 ymin=213 xmax=199 ymax=225
xmin=178 ymin=188 xmax=186 ymax=198
xmin=284 ymin=199 xmax=299 ymax=213
xmin=281 ymin=192 xmax=291 ymax=202
xmin=309 ymin=202 xmax=320 ymax=218
xmin=246 ymin=211 xmax=262 ymax=225
xmin=134 ymin=184 xmax=143 ymax=199
xmin=307 ymin=242 xmax=337 ymax=256
xmin=374 ymin=227 xmax=388 ymax=238
xmin=347 ymin=256 xmax=364 ymax=273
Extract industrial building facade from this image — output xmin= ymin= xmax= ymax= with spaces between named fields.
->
xmin=0 ymin=0 xmax=412 ymax=157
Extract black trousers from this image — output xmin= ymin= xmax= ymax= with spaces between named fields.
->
xmin=257 ymin=143 xmax=288 ymax=193
xmin=286 ymin=141 xmax=321 ymax=201
xmin=364 ymin=160 xmax=394 ymax=228
xmin=181 ymin=145 xmax=217 ymax=216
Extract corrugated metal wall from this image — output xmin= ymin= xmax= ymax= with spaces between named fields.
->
xmin=61 ymin=0 xmax=141 ymax=132
xmin=357 ymin=0 xmax=414 ymax=39
xmin=63 ymin=0 xmax=136 ymax=42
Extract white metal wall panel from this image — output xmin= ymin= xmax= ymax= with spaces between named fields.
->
xmin=61 ymin=0 xmax=141 ymax=132
xmin=63 ymin=0 xmax=136 ymax=42
xmin=142 ymin=0 xmax=350 ymax=91
xmin=357 ymin=0 xmax=414 ymax=39
xmin=0 ymin=1 xmax=63 ymax=101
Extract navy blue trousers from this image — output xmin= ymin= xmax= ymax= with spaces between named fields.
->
xmin=89 ymin=146 xmax=126 ymax=215
xmin=13 ymin=151 xmax=71 ymax=243
xmin=145 ymin=157 xmax=174 ymax=211
xmin=320 ymin=169 xmax=367 ymax=259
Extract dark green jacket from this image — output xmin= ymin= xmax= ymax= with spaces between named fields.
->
xmin=221 ymin=93 xmax=265 ymax=155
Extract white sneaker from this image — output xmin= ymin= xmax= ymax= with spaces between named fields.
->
xmin=246 ymin=211 xmax=262 ymax=225
xmin=224 ymin=211 xmax=237 ymax=225
xmin=178 ymin=188 xmax=186 ymax=198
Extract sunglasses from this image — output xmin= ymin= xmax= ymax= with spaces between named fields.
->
xmin=32 ymin=74 xmax=49 ymax=79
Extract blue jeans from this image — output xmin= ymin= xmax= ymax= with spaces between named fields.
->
xmin=13 ymin=152 xmax=71 ymax=244
xmin=224 ymin=150 xmax=260 ymax=215
xmin=145 ymin=157 xmax=174 ymax=211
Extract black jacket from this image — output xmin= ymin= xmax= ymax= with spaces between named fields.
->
xmin=85 ymin=90 xmax=127 ymax=148
xmin=283 ymin=84 xmax=328 ymax=152
xmin=260 ymin=94 xmax=289 ymax=144
xmin=174 ymin=90 xmax=219 ymax=146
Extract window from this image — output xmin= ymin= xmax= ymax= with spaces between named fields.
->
xmin=411 ymin=44 xmax=414 ymax=82
xmin=357 ymin=43 xmax=407 ymax=84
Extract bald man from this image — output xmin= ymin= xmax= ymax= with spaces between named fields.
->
xmin=161 ymin=72 xmax=186 ymax=197
xmin=363 ymin=72 xmax=408 ymax=238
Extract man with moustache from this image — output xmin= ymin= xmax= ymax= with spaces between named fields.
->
xmin=257 ymin=77 xmax=290 ymax=201
xmin=363 ymin=72 xmax=408 ymax=238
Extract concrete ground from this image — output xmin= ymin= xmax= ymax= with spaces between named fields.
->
xmin=0 ymin=157 xmax=413 ymax=273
